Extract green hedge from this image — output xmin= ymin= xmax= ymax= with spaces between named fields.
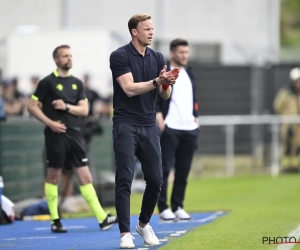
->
xmin=0 ymin=118 xmax=113 ymax=201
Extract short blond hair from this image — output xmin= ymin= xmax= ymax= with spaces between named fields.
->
xmin=128 ymin=14 xmax=151 ymax=36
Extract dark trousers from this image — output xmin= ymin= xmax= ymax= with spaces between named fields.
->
xmin=113 ymin=123 xmax=162 ymax=233
xmin=157 ymin=126 xmax=198 ymax=213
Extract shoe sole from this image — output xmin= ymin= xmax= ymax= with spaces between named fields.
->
xmin=101 ymin=222 xmax=117 ymax=231
xmin=51 ymin=230 xmax=67 ymax=233
xmin=136 ymin=227 xmax=160 ymax=246
xmin=176 ymin=217 xmax=192 ymax=221
xmin=160 ymin=217 xmax=176 ymax=221
xmin=120 ymin=245 xmax=135 ymax=249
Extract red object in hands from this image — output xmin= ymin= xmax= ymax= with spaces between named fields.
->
xmin=162 ymin=85 xmax=169 ymax=90
xmin=166 ymin=67 xmax=180 ymax=76
xmin=194 ymin=102 xmax=199 ymax=111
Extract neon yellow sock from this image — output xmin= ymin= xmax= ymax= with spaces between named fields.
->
xmin=44 ymin=183 xmax=59 ymax=221
xmin=80 ymin=183 xmax=107 ymax=223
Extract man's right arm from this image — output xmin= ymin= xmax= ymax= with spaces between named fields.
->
xmin=116 ymin=73 xmax=158 ymax=97
xmin=27 ymin=98 xmax=53 ymax=126
xmin=110 ymin=51 xmax=176 ymax=98
xmin=28 ymin=98 xmax=66 ymax=133
xmin=28 ymin=80 xmax=66 ymax=133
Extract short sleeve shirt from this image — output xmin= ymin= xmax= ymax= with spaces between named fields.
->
xmin=32 ymin=71 xmax=86 ymax=130
xmin=110 ymin=42 xmax=165 ymax=126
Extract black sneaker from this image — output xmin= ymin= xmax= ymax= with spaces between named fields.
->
xmin=51 ymin=219 xmax=67 ymax=233
xmin=99 ymin=213 xmax=118 ymax=231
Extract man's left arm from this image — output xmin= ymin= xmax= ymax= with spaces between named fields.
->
xmin=67 ymin=99 xmax=88 ymax=116
xmin=189 ymin=68 xmax=199 ymax=126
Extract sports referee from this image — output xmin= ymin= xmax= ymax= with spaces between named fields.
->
xmin=110 ymin=14 xmax=179 ymax=248
xmin=28 ymin=45 xmax=117 ymax=233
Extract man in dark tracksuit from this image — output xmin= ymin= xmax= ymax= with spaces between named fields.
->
xmin=156 ymin=39 xmax=199 ymax=221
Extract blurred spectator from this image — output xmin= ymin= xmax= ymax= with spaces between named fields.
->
xmin=11 ymin=77 xmax=24 ymax=100
xmin=81 ymin=74 xmax=104 ymax=146
xmin=30 ymin=76 xmax=39 ymax=90
xmin=274 ymin=67 xmax=300 ymax=174
xmin=3 ymin=79 xmax=24 ymax=116
xmin=0 ymin=83 xmax=6 ymax=121
xmin=83 ymin=74 xmax=112 ymax=119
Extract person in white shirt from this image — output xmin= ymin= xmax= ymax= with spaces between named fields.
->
xmin=156 ymin=38 xmax=199 ymax=221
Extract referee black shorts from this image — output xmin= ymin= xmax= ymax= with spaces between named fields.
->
xmin=44 ymin=128 xmax=89 ymax=169
xmin=42 ymin=148 xmax=73 ymax=177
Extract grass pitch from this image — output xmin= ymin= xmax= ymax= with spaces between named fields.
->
xmin=63 ymin=174 xmax=300 ymax=249
xmin=161 ymin=175 xmax=300 ymax=250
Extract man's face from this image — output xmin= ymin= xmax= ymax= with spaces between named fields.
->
xmin=294 ymin=79 xmax=300 ymax=92
xmin=133 ymin=19 xmax=154 ymax=46
xmin=54 ymin=48 xmax=72 ymax=70
xmin=171 ymin=45 xmax=189 ymax=67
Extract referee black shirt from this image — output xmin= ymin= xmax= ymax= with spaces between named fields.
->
xmin=32 ymin=70 xmax=86 ymax=131
xmin=110 ymin=42 xmax=165 ymax=126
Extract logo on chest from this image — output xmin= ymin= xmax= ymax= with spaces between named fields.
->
xmin=72 ymin=84 xmax=78 ymax=90
xmin=56 ymin=84 xmax=63 ymax=91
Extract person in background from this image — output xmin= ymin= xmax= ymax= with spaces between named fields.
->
xmin=10 ymin=77 xmax=24 ymax=100
xmin=156 ymin=38 xmax=199 ymax=221
xmin=28 ymin=44 xmax=118 ymax=233
xmin=30 ymin=76 xmax=40 ymax=90
xmin=41 ymin=74 xmax=106 ymax=211
xmin=3 ymin=79 xmax=24 ymax=116
xmin=30 ymin=74 xmax=75 ymax=208
xmin=0 ymin=82 xmax=6 ymax=121
xmin=274 ymin=67 xmax=300 ymax=173
xmin=81 ymin=74 xmax=103 ymax=147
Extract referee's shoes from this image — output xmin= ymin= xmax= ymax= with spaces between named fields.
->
xmin=51 ymin=214 xmax=118 ymax=233
xmin=100 ymin=213 xmax=118 ymax=231
xmin=51 ymin=219 xmax=67 ymax=233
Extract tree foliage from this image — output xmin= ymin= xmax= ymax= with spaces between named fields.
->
xmin=281 ymin=0 xmax=300 ymax=46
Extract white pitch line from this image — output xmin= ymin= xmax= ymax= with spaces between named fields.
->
xmin=35 ymin=225 xmax=86 ymax=230
xmin=159 ymin=211 xmax=224 ymax=225
xmin=20 ymin=236 xmax=57 ymax=240
xmin=277 ymin=225 xmax=300 ymax=250
xmin=170 ymin=233 xmax=181 ymax=237
xmin=2 ymin=236 xmax=56 ymax=241
xmin=159 ymin=239 xmax=169 ymax=242
xmin=132 ymin=231 xmax=174 ymax=235
xmin=191 ymin=212 xmax=224 ymax=223
xmin=156 ymin=231 xmax=176 ymax=234
xmin=176 ymin=230 xmax=187 ymax=234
